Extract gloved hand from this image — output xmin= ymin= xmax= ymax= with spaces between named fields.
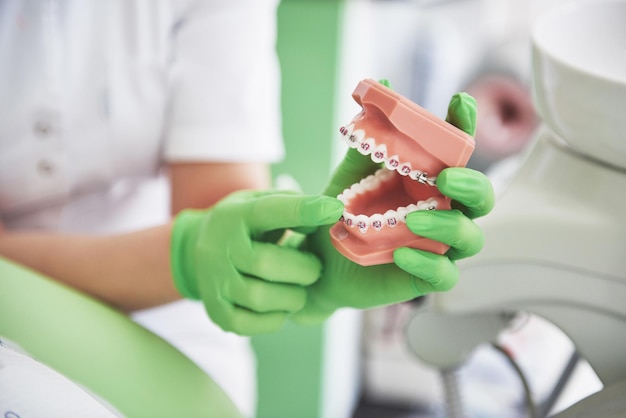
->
xmin=170 ymin=190 xmax=343 ymax=335
xmin=292 ymin=91 xmax=495 ymax=324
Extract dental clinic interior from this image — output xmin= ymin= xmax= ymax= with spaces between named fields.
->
xmin=1 ymin=0 xmax=625 ymax=417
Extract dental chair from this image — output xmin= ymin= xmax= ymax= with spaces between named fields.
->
xmin=407 ymin=0 xmax=626 ymax=415
xmin=0 ymin=257 xmax=242 ymax=417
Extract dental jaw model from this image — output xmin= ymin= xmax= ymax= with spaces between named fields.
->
xmin=330 ymin=79 xmax=475 ymax=266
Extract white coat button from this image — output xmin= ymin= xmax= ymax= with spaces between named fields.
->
xmin=37 ymin=159 xmax=54 ymax=175
xmin=34 ymin=120 xmax=53 ymax=138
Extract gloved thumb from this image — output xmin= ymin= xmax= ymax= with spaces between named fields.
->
xmin=446 ymin=92 xmax=477 ymax=137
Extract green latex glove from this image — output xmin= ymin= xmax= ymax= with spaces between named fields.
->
xmin=171 ymin=190 xmax=343 ymax=335
xmin=292 ymin=91 xmax=495 ymax=324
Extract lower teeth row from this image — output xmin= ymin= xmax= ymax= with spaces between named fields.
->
xmin=340 ymin=198 xmax=438 ymax=234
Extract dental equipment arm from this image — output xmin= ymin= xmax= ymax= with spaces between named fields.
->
xmin=407 ymin=0 xmax=626 ymax=390
xmin=292 ymin=88 xmax=495 ymax=324
xmin=170 ymin=190 xmax=343 ymax=335
xmin=0 ymin=257 xmax=244 ymax=418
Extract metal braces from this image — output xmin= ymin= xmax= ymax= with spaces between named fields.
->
xmin=340 ymin=126 xmax=437 ymax=186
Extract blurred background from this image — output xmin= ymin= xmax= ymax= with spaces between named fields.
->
xmin=258 ymin=0 xmax=606 ymax=417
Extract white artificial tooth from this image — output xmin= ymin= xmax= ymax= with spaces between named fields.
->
xmin=343 ymin=137 xmax=356 ymax=148
xmin=398 ymin=162 xmax=412 ymax=176
xmin=426 ymin=198 xmax=438 ymax=210
xmin=384 ymin=210 xmax=399 ymax=228
xmin=337 ymin=194 xmax=348 ymax=204
xmin=371 ymin=144 xmax=387 ymax=163
xmin=335 ymin=226 xmax=349 ymax=240
xmin=370 ymin=214 xmax=384 ymax=231
xmin=350 ymin=182 xmax=365 ymax=194
xmin=417 ymin=198 xmax=439 ymax=211
xmin=385 ymin=155 xmax=400 ymax=170
xmin=410 ymin=170 xmax=429 ymax=183
xmin=397 ymin=206 xmax=409 ymax=223
xmin=340 ymin=124 xmax=354 ymax=146
xmin=358 ymin=137 xmax=375 ymax=155
xmin=416 ymin=200 xmax=430 ymax=210
xmin=342 ymin=188 xmax=356 ymax=201
xmin=406 ymin=204 xmax=419 ymax=213
xmin=375 ymin=168 xmax=394 ymax=182
xmin=343 ymin=213 xmax=356 ymax=228
xmin=355 ymin=215 xmax=370 ymax=233
xmin=347 ymin=129 xmax=365 ymax=148
xmin=361 ymin=174 xmax=380 ymax=191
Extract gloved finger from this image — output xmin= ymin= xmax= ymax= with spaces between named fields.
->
xmin=436 ymin=167 xmax=495 ymax=219
xmin=445 ymin=92 xmax=477 ymax=136
xmin=228 ymin=275 xmax=307 ymax=313
xmin=246 ymin=194 xmax=343 ymax=233
xmin=291 ymin=309 xmax=329 ymax=327
xmin=226 ymin=188 xmax=301 ymax=203
xmin=235 ymin=241 xmax=322 ymax=285
xmin=348 ymin=271 xmax=422 ymax=309
xmin=393 ymin=248 xmax=459 ymax=293
xmin=200 ymin=264 xmax=241 ymax=322
xmin=220 ymin=306 xmax=288 ymax=336
xmin=405 ymin=210 xmax=484 ymax=260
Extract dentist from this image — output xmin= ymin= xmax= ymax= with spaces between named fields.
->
xmin=0 ymin=1 xmax=287 ymax=414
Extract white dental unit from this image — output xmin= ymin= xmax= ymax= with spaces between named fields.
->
xmin=407 ymin=0 xmax=626 ymax=414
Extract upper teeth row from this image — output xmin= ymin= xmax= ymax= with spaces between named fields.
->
xmin=339 ymin=124 xmax=436 ymax=186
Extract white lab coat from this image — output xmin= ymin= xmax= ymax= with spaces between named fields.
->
xmin=0 ymin=338 xmax=122 ymax=417
xmin=0 ymin=1 xmax=284 ymax=415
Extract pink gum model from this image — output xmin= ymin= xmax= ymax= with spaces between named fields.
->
xmin=330 ymin=79 xmax=475 ymax=266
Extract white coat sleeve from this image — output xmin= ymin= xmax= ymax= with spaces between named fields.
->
xmin=163 ymin=0 xmax=285 ymax=163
